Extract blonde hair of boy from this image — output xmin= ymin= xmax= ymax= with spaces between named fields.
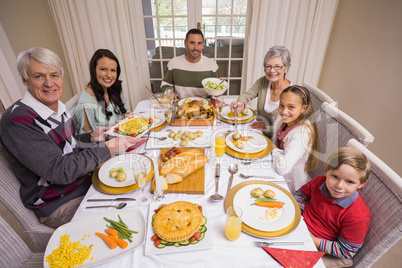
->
xmin=324 ymin=147 xmax=371 ymax=183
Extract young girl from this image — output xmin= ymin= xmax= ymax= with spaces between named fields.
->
xmin=271 ymin=85 xmax=320 ymax=193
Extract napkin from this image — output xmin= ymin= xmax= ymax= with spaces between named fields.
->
xmin=126 ymin=138 xmax=148 ymax=153
xmin=262 ymin=247 xmax=324 ymax=268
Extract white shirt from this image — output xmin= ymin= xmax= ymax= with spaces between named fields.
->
xmin=21 ymin=92 xmax=67 ymax=122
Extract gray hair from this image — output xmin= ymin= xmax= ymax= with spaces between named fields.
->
xmin=263 ymin=46 xmax=291 ymax=69
xmin=17 ymin=47 xmax=64 ymax=80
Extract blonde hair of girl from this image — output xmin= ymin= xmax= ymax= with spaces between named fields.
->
xmin=280 ymin=85 xmax=321 ymax=171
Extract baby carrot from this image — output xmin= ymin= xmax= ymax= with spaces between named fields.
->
xmin=104 ymin=228 xmax=118 ymax=237
xmin=254 ymin=202 xmax=283 ymax=208
xmin=95 ymin=232 xmax=117 ymax=249
xmin=108 ymin=235 xmax=129 ymax=249
xmin=240 ymin=136 xmax=249 ymax=141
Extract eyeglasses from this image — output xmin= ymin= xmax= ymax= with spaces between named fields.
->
xmin=264 ymin=65 xmax=284 ymax=71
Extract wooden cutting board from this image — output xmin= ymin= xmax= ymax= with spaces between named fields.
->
xmin=150 ymin=148 xmax=206 ymax=195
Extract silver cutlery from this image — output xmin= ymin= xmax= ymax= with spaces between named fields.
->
xmin=227 ymin=163 xmax=239 ymax=194
xmin=254 ymin=241 xmax=304 ymax=247
xmin=210 ymin=163 xmax=224 ymax=201
xmin=87 ymin=198 xmax=136 ymax=202
xmin=149 ymin=136 xmax=167 ymax=141
xmin=243 ymin=159 xmax=273 ymax=165
xmin=240 ymin=173 xmax=277 ymax=180
xmin=86 ymin=202 xmax=127 ymax=209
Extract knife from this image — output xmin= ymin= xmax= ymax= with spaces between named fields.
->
xmin=254 ymin=241 xmax=304 ymax=247
xmin=87 ymin=198 xmax=136 ymax=202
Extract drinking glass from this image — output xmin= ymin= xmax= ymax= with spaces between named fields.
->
xmin=215 ymin=96 xmax=224 ymax=125
xmin=164 ymin=88 xmax=175 ymax=104
xmin=163 ymin=104 xmax=173 ymax=124
xmin=215 ymin=134 xmax=226 ymax=157
xmin=134 ymin=162 xmax=151 ymax=206
xmin=225 ymin=206 xmax=243 ymax=241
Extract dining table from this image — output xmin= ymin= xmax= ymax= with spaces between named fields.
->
xmin=67 ymin=96 xmax=325 ymax=268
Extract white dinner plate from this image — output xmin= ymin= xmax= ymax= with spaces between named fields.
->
xmin=139 ymin=111 xmax=166 ymax=128
xmin=145 ymin=131 xmax=212 ymax=149
xmin=177 ymin=97 xmax=208 ymax=106
xmin=98 ymin=154 xmax=152 ymax=188
xmin=144 ymin=201 xmax=213 ymax=256
xmin=233 ymin=184 xmax=295 ymax=232
xmin=106 ymin=114 xmax=160 ymax=137
xmin=44 ymin=209 xmax=145 ymax=268
xmin=220 ymin=106 xmax=253 ymax=121
xmin=225 ymin=131 xmax=268 ymax=154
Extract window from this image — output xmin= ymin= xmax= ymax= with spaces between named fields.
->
xmin=142 ymin=0 xmax=248 ymax=95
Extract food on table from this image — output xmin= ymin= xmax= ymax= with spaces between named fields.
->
xmin=180 ymin=140 xmax=188 ymax=147
xmin=110 ymin=170 xmax=118 ymax=178
xmin=158 ymin=175 xmax=169 ymax=190
xmin=205 ymin=80 xmax=227 ymax=90
xmin=166 ymin=130 xmax=204 ymax=147
xmin=160 ymin=147 xmax=181 ymax=162
xmin=152 ymin=201 xmax=204 ymax=243
xmin=45 ymin=234 xmax=93 ymax=267
xmin=196 ymin=130 xmax=203 ymax=137
xmin=104 ymin=215 xmax=138 ymax=243
xmin=251 ymin=187 xmax=264 ymax=197
xmin=233 ymin=132 xmax=241 ymax=140
xmin=227 ymin=108 xmax=249 ymax=118
xmin=116 ymin=172 xmax=127 ymax=182
xmin=168 ymin=131 xmax=176 ymax=138
xmin=95 ymin=232 xmax=117 ymax=249
xmin=109 ymin=167 xmax=127 ymax=182
xmin=104 ymin=228 xmax=118 ymax=236
xmin=260 ymin=207 xmax=280 ymax=221
xmin=117 ymin=117 xmax=153 ymax=136
xmin=233 ymin=140 xmax=244 ymax=149
xmin=117 ymin=167 xmax=124 ymax=173
xmin=264 ymin=189 xmax=276 ymax=199
xmin=254 ymin=201 xmax=283 ymax=208
xmin=176 ymin=99 xmax=214 ymax=120
xmin=160 ymin=148 xmax=209 ymax=184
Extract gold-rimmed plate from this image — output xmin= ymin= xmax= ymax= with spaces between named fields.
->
xmin=92 ymin=154 xmax=154 ymax=195
xmin=218 ymin=106 xmax=256 ymax=124
xmin=176 ymin=97 xmax=209 ymax=106
xmin=224 ymin=133 xmax=273 ymax=160
xmin=226 ymin=131 xmax=268 ymax=154
xmin=225 ymin=180 xmax=301 ymax=238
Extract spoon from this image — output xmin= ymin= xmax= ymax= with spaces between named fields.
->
xmin=149 ymin=136 xmax=167 ymax=141
xmin=85 ymin=202 xmax=127 ymax=209
xmin=210 ymin=163 xmax=224 ymax=201
xmin=240 ymin=173 xmax=276 ymax=180
xmin=227 ymin=163 xmax=239 ymax=194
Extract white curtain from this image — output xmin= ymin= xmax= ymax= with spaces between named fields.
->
xmin=241 ymin=0 xmax=338 ymax=92
xmin=45 ymin=0 xmax=150 ymax=110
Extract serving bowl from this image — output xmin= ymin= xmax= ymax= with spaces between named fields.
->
xmin=149 ymin=93 xmax=170 ymax=109
xmin=202 ymin=78 xmax=229 ymax=97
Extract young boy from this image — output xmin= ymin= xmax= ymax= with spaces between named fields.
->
xmin=294 ymin=147 xmax=371 ymax=259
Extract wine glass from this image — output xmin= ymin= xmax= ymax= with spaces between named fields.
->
xmin=215 ymin=96 xmax=224 ymax=125
xmin=134 ymin=162 xmax=151 ymax=206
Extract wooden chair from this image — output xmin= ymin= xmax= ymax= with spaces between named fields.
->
xmin=0 ymin=142 xmax=54 ymax=252
xmin=346 ymin=139 xmax=402 ymax=267
xmin=0 ymin=214 xmax=45 ymax=268
xmin=308 ymin=102 xmax=375 ymax=180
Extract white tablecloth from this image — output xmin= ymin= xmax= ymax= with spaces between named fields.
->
xmin=71 ymin=99 xmax=325 ymax=268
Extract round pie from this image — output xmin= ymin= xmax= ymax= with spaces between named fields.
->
xmin=118 ymin=117 xmax=149 ymax=135
xmin=153 ymin=201 xmax=203 ymax=242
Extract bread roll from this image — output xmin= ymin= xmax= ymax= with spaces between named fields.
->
xmin=171 ymin=155 xmax=209 ymax=178
xmin=166 ymin=173 xmax=183 ymax=184
xmin=160 ymin=149 xmax=199 ymax=176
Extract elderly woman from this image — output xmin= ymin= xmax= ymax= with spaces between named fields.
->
xmin=75 ymin=49 xmax=132 ymax=134
xmin=231 ymin=46 xmax=291 ymax=138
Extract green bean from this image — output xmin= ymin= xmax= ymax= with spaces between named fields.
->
xmin=103 ymin=215 xmax=138 ymax=243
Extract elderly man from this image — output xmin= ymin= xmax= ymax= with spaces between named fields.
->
xmin=0 ymin=47 xmax=140 ymax=228
xmin=161 ymin=28 xmax=219 ymax=98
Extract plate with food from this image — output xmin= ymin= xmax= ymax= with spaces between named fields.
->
xmin=107 ymin=115 xmax=159 ymax=137
xmin=226 ymin=131 xmax=268 ymax=154
xmin=177 ymin=97 xmax=209 ymax=106
xmin=146 ymin=130 xmax=211 ymax=149
xmin=145 ymin=201 xmax=212 ymax=255
xmin=233 ymin=183 xmax=295 ymax=232
xmin=44 ymin=209 xmax=145 ymax=268
xmin=220 ymin=106 xmax=253 ymax=121
xmin=98 ymin=154 xmax=152 ymax=188
xmin=139 ymin=112 xmax=166 ymax=129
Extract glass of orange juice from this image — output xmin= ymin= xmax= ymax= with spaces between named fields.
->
xmin=225 ymin=206 xmax=243 ymax=241
xmin=215 ymin=134 xmax=226 ymax=157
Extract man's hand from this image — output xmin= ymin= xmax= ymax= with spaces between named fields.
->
xmin=250 ymin=120 xmax=266 ymax=130
xmin=91 ymin=127 xmax=111 ymax=142
xmin=105 ymin=137 xmax=142 ymax=154
xmin=230 ymin=101 xmax=245 ymax=113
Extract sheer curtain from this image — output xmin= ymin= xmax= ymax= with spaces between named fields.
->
xmin=241 ymin=0 xmax=338 ymax=92
xmin=45 ymin=0 xmax=149 ymax=110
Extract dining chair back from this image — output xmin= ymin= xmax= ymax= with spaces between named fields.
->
xmin=302 ymin=81 xmax=336 ymax=113
xmin=308 ymin=102 xmax=375 ymax=179
xmin=0 ymin=141 xmax=54 ymax=252
xmin=346 ymin=139 xmax=402 ymax=268
xmin=0 ymin=213 xmax=45 ymax=268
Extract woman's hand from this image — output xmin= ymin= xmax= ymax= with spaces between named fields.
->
xmin=91 ymin=127 xmax=111 ymax=142
xmin=124 ymin=112 xmax=133 ymax=118
xmin=105 ymin=137 xmax=142 ymax=153
xmin=230 ymin=102 xmax=245 ymax=112
xmin=250 ymin=120 xmax=267 ymax=130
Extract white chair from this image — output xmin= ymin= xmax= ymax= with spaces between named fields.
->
xmin=303 ymin=81 xmax=336 ymax=113
xmin=308 ymin=102 xmax=375 ymax=179
xmin=65 ymin=92 xmax=82 ymax=115
xmin=346 ymin=139 xmax=402 ymax=268
xmin=0 ymin=214 xmax=45 ymax=268
xmin=0 ymin=142 xmax=54 ymax=252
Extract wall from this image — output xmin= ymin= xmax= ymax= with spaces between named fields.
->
xmin=0 ymin=0 xmax=73 ymax=103
xmin=319 ymin=0 xmax=402 ymax=175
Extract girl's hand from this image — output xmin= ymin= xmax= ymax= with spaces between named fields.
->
xmin=91 ymin=127 xmax=111 ymax=142
xmin=250 ymin=120 xmax=266 ymax=130
xmin=124 ymin=112 xmax=133 ymax=118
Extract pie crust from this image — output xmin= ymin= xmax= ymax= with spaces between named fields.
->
xmin=119 ymin=117 xmax=148 ymax=135
xmin=153 ymin=201 xmax=203 ymax=242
